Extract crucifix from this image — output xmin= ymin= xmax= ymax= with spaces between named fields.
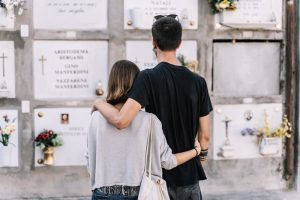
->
xmin=0 ymin=52 xmax=8 ymax=77
xmin=39 ymin=56 xmax=47 ymax=76
xmin=222 ymin=116 xmax=232 ymax=146
xmin=220 ymin=116 xmax=235 ymax=158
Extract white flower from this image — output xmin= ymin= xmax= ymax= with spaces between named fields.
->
xmin=1 ymin=124 xmax=16 ymax=135
xmin=219 ymin=1 xmax=230 ymax=10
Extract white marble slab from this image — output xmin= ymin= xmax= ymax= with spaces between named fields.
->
xmin=213 ymin=42 xmax=280 ymax=97
xmin=34 ymin=108 xmax=91 ymax=166
xmin=33 ymin=41 xmax=108 ymax=99
xmin=216 ymin=0 xmax=282 ymax=29
xmin=126 ymin=40 xmax=197 ymax=71
xmin=0 ymin=41 xmax=15 ymax=98
xmin=124 ymin=0 xmax=198 ymax=29
xmin=213 ymin=104 xmax=283 ymax=160
xmin=0 ymin=110 xmax=18 ymax=167
xmin=33 ymin=0 xmax=107 ymax=30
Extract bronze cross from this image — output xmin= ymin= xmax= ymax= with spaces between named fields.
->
xmin=0 ymin=53 xmax=8 ymax=77
xmin=38 ymin=56 xmax=47 ymax=75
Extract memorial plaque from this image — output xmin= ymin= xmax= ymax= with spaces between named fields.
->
xmin=0 ymin=8 xmax=14 ymax=30
xmin=213 ymin=42 xmax=280 ymax=97
xmin=124 ymin=0 xmax=198 ymax=29
xmin=0 ymin=110 xmax=18 ymax=167
xmin=0 ymin=41 xmax=16 ymax=98
xmin=33 ymin=41 xmax=108 ymax=99
xmin=34 ymin=108 xmax=90 ymax=166
xmin=217 ymin=0 xmax=282 ymax=29
xmin=213 ymin=104 xmax=282 ymax=160
xmin=33 ymin=0 xmax=107 ymax=30
xmin=126 ymin=40 xmax=197 ymax=71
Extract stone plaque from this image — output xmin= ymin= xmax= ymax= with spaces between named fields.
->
xmin=213 ymin=42 xmax=280 ymax=97
xmin=124 ymin=0 xmax=198 ymax=29
xmin=213 ymin=104 xmax=283 ymax=160
xmin=33 ymin=41 xmax=108 ymax=99
xmin=33 ymin=0 xmax=107 ymax=30
xmin=0 ymin=8 xmax=14 ymax=30
xmin=34 ymin=108 xmax=90 ymax=166
xmin=0 ymin=41 xmax=15 ymax=98
xmin=126 ymin=40 xmax=197 ymax=71
xmin=217 ymin=0 xmax=282 ymax=29
xmin=0 ymin=110 xmax=18 ymax=167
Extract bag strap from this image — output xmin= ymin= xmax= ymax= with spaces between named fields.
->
xmin=148 ymin=114 xmax=153 ymax=177
xmin=144 ymin=113 xmax=153 ymax=178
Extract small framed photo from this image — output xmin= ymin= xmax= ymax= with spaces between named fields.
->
xmin=61 ymin=113 xmax=69 ymax=125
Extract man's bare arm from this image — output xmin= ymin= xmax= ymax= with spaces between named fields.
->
xmin=93 ymin=98 xmax=141 ymax=129
xmin=198 ymin=115 xmax=211 ymax=164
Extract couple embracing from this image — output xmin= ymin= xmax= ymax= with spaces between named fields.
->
xmin=86 ymin=15 xmax=213 ymax=200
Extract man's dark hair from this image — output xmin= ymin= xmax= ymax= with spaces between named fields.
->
xmin=152 ymin=17 xmax=182 ymax=51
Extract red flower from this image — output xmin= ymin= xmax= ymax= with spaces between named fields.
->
xmin=49 ymin=130 xmax=54 ymax=135
xmin=41 ymin=134 xmax=49 ymax=140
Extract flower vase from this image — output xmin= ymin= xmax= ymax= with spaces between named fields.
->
xmin=43 ymin=147 xmax=54 ymax=165
xmin=0 ymin=7 xmax=8 ymax=27
xmin=259 ymin=137 xmax=282 ymax=156
xmin=129 ymin=8 xmax=144 ymax=29
xmin=0 ymin=7 xmax=15 ymax=29
xmin=180 ymin=9 xmax=190 ymax=29
xmin=0 ymin=144 xmax=13 ymax=166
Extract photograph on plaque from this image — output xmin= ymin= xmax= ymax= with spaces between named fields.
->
xmin=216 ymin=0 xmax=282 ymax=29
xmin=33 ymin=41 xmax=108 ymax=99
xmin=124 ymin=0 xmax=198 ymax=29
xmin=61 ymin=113 xmax=69 ymax=125
xmin=33 ymin=0 xmax=107 ymax=30
xmin=126 ymin=40 xmax=197 ymax=71
xmin=213 ymin=104 xmax=283 ymax=160
xmin=0 ymin=110 xmax=18 ymax=167
xmin=0 ymin=41 xmax=16 ymax=98
xmin=213 ymin=42 xmax=280 ymax=97
xmin=34 ymin=108 xmax=91 ymax=166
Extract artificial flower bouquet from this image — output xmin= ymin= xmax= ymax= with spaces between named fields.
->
xmin=0 ymin=115 xmax=16 ymax=146
xmin=35 ymin=129 xmax=63 ymax=151
xmin=208 ymin=0 xmax=237 ymax=14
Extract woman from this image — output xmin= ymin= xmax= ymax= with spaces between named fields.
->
xmin=87 ymin=60 xmax=201 ymax=200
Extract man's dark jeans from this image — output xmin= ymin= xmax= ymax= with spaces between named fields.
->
xmin=167 ymin=183 xmax=202 ymax=200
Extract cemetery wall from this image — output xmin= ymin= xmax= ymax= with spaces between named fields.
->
xmin=0 ymin=0 xmax=291 ymax=199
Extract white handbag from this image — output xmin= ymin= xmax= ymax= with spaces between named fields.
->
xmin=138 ymin=114 xmax=170 ymax=200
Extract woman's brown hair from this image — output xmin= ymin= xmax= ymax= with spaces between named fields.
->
xmin=106 ymin=60 xmax=140 ymax=105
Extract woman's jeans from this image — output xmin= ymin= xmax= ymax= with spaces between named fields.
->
xmin=92 ymin=190 xmax=138 ymax=200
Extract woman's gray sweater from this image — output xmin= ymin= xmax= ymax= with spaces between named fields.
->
xmin=86 ymin=111 xmax=177 ymax=190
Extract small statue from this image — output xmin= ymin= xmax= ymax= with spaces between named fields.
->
xmin=220 ymin=116 xmax=235 ymax=158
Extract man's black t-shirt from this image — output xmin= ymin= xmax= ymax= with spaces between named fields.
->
xmin=128 ymin=62 xmax=213 ymax=186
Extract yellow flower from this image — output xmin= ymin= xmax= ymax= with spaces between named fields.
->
xmin=219 ymin=0 xmax=230 ymax=9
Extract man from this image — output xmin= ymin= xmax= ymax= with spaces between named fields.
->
xmin=93 ymin=15 xmax=213 ymax=200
